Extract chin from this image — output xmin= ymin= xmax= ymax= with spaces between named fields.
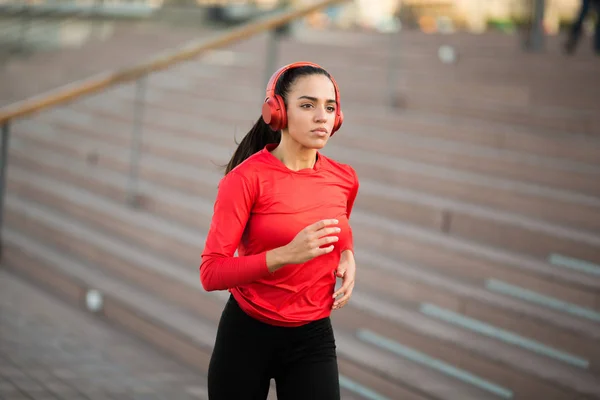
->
xmin=308 ymin=135 xmax=330 ymax=147
xmin=308 ymin=139 xmax=328 ymax=150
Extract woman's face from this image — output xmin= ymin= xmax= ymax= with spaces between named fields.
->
xmin=284 ymin=74 xmax=337 ymax=150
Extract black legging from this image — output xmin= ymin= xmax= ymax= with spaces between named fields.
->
xmin=207 ymin=294 xmax=341 ymax=400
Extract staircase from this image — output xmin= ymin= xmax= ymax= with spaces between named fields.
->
xmin=3 ymin=25 xmax=600 ymax=400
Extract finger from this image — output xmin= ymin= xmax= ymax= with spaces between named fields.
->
xmin=332 ymin=280 xmax=352 ymax=299
xmin=332 ymin=286 xmax=343 ymax=299
xmin=333 ymin=286 xmax=354 ymax=307
xmin=333 ymin=298 xmax=348 ymax=310
xmin=314 ymin=245 xmax=334 ymax=257
xmin=314 ymin=226 xmax=341 ymax=238
xmin=336 ymin=264 xmax=347 ymax=277
xmin=333 ymin=299 xmax=348 ymax=310
xmin=316 ymin=235 xmax=339 ymax=248
xmin=336 ymin=298 xmax=350 ymax=309
xmin=308 ymin=219 xmax=339 ymax=232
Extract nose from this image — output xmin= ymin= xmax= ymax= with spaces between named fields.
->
xmin=314 ymin=105 xmax=327 ymax=122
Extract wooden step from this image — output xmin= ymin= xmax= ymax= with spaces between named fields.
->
xmin=65 ymin=88 xmax=600 ymax=191
xmin=51 ymin=32 xmax=596 ymax=132
xmin=163 ymin=58 xmax=598 ymax=117
xmin=334 ymin=333 xmax=500 ymax=400
xmin=290 ymin=30 xmax=600 ymax=66
xmin=63 ymin=91 xmax=600 ymax=206
xmin=352 ymin=234 xmax=600 ymax=348
xmin=351 ymin=279 xmax=598 ymax=381
xmin=10 ymin=126 xmax=600 ymax=310
xmin=351 ymin=179 xmax=600 ymax=265
xmin=19 ymin=109 xmax=600 ymax=265
xmin=7 ymin=157 xmax=600 ymax=372
xmin=225 ymin=32 xmax=600 ymax=81
xmin=122 ymin=57 xmax=600 ymax=137
xmin=5 ymin=26 xmax=600 ymax=400
xmin=49 ymin=63 xmax=600 ymax=166
xmin=1 ymin=229 xmax=218 ymax=375
xmin=169 ymin=61 xmax=598 ymax=120
xmin=389 ymin=94 xmax=599 ymax=137
xmin=96 ymin=74 xmax=600 ymax=168
xmin=160 ymin=34 xmax=600 ymax=133
xmin=1 ymin=232 xmax=284 ymax=399
xmin=2 ymin=195 xmax=461 ymax=400
xmin=337 ymin=110 xmax=600 ymax=167
xmin=7 ymin=168 xmax=600 ymax=399
xmin=352 ymin=203 xmax=600 ymax=311
xmin=17 ymin=116 xmax=599 ymax=243
xmin=279 ymin=47 xmax=600 ymax=93
xmin=89 ymin=80 xmax=600 ymax=199
xmin=334 ymin=291 xmax=599 ymax=398
xmin=23 ymin=108 xmax=600 ymax=232
xmin=194 ymin=31 xmax=600 ymax=113
xmin=348 ymin=221 xmax=600 ymax=347
xmin=11 ymin=123 xmax=600 ymax=301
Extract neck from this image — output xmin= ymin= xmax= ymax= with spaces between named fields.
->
xmin=271 ymin=134 xmax=317 ymax=171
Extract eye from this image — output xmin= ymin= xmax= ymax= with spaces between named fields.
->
xmin=301 ymin=103 xmax=313 ymax=109
xmin=327 ymin=106 xmax=336 ymax=112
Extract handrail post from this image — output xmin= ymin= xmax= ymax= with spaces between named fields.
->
xmin=387 ymin=17 xmax=402 ymax=107
xmin=17 ymin=6 xmax=31 ymax=54
xmin=264 ymin=4 xmax=292 ymax=95
xmin=0 ymin=121 xmax=10 ymax=260
xmin=264 ymin=27 xmax=282 ymax=92
xmin=127 ymin=76 xmax=147 ymax=207
xmin=525 ymin=0 xmax=546 ymax=52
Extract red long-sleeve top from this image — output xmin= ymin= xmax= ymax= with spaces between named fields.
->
xmin=200 ymin=143 xmax=359 ymax=327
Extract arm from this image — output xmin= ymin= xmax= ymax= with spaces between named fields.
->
xmin=200 ymin=170 xmax=281 ymax=291
xmin=340 ymin=168 xmax=359 ymax=254
xmin=333 ymin=247 xmax=356 ymax=309
xmin=346 ymin=168 xmax=360 ymax=220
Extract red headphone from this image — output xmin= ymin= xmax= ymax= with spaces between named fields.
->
xmin=261 ymin=61 xmax=344 ymax=135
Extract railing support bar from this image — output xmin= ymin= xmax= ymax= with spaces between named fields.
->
xmin=0 ymin=121 xmax=11 ymax=260
xmin=526 ymin=0 xmax=546 ymax=52
xmin=263 ymin=25 xmax=288 ymax=97
xmin=127 ymin=76 xmax=147 ymax=207
xmin=386 ymin=18 xmax=402 ymax=107
xmin=17 ymin=8 xmax=32 ymax=54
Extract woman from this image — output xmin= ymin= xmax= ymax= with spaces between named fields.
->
xmin=200 ymin=61 xmax=359 ymax=400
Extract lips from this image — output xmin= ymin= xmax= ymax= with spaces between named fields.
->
xmin=312 ymin=128 xmax=328 ymax=134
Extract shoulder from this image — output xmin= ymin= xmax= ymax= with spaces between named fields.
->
xmin=319 ymin=153 xmax=359 ymax=186
xmin=218 ymin=150 xmax=270 ymax=192
xmin=224 ymin=150 xmax=268 ymax=181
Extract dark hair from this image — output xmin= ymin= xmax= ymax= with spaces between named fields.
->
xmin=224 ymin=65 xmax=333 ymax=175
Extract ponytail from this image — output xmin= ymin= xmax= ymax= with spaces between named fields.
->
xmin=224 ymin=116 xmax=281 ymax=175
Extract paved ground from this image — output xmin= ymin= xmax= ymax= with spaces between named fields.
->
xmin=0 ymin=269 xmax=209 ymax=400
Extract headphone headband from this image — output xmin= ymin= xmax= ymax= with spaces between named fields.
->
xmin=265 ymin=61 xmax=323 ymax=99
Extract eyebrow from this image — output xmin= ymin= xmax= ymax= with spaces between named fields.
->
xmin=297 ymin=95 xmax=336 ymax=104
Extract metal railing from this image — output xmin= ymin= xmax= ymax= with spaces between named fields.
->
xmin=0 ymin=0 xmax=351 ymax=257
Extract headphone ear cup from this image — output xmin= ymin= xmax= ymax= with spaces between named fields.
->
xmin=262 ymin=100 xmax=276 ymax=128
xmin=331 ymin=108 xmax=343 ymax=135
xmin=262 ymin=95 xmax=286 ymax=131
xmin=274 ymin=95 xmax=287 ymax=130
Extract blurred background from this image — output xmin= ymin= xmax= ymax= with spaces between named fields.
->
xmin=1 ymin=0 xmax=599 ymax=399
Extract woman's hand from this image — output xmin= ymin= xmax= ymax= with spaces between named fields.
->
xmin=332 ymin=250 xmax=355 ymax=310
xmin=284 ymin=219 xmax=341 ymax=264
xmin=267 ymin=219 xmax=340 ymax=273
